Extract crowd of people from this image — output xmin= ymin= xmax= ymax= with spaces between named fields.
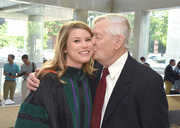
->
xmin=164 ymin=59 xmax=180 ymax=95
xmin=2 ymin=54 xmax=37 ymax=103
xmin=140 ymin=56 xmax=180 ymax=94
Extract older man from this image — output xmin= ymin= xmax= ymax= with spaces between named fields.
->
xmin=27 ymin=14 xmax=169 ymax=128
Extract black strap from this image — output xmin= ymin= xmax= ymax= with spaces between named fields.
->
xmin=32 ymin=62 xmax=35 ymax=72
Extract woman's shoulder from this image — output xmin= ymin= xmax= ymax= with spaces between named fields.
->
xmin=41 ymin=72 xmax=57 ymax=79
xmin=40 ymin=72 xmax=62 ymax=88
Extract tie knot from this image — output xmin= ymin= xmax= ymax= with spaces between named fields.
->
xmin=103 ymin=67 xmax=109 ymax=76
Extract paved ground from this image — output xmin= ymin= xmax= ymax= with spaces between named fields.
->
xmin=0 ymin=77 xmax=22 ymax=107
xmin=0 ymin=92 xmax=22 ymax=107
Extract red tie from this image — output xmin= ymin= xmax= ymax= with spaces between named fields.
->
xmin=90 ymin=68 xmax=109 ymax=128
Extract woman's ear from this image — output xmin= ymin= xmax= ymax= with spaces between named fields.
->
xmin=64 ymin=50 xmax=67 ymax=53
xmin=115 ymin=34 xmax=124 ymax=50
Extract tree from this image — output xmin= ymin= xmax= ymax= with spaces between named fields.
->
xmin=44 ymin=20 xmax=68 ymax=36
xmin=124 ymin=13 xmax=135 ymax=47
xmin=0 ymin=20 xmax=67 ymax=50
xmin=149 ymin=10 xmax=168 ymax=55
xmin=0 ymin=22 xmax=9 ymax=47
xmin=43 ymin=20 xmax=70 ymax=49
xmin=0 ymin=22 xmax=25 ymax=49
xmin=88 ymin=11 xmax=104 ymax=29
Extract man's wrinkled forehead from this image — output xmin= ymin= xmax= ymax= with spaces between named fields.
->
xmin=92 ymin=22 xmax=103 ymax=35
xmin=93 ymin=19 xmax=110 ymax=34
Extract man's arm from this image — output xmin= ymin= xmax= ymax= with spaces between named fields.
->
xmin=140 ymin=74 xmax=169 ymax=128
xmin=3 ymin=71 xmax=8 ymax=76
xmin=27 ymin=68 xmax=40 ymax=91
xmin=3 ymin=65 xmax=7 ymax=76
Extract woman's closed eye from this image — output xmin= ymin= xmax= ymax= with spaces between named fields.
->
xmin=95 ymin=35 xmax=102 ymax=40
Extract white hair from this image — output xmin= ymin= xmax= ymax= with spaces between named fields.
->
xmin=92 ymin=14 xmax=132 ymax=48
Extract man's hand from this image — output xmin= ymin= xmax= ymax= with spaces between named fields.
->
xmin=27 ymin=68 xmax=40 ymax=92
xmin=24 ymin=72 xmax=29 ymax=76
xmin=3 ymin=72 xmax=8 ymax=76
xmin=9 ymin=75 xmax=14 ymax=79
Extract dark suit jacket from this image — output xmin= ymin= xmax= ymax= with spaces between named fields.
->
xmin=164 ymin=64 xmax=175 ymax=84
xmin=89 ymin=54 xmax=169 ymax=128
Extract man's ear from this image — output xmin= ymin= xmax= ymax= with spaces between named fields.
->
xmin=115 ymin=34 xmax=124 ymax=50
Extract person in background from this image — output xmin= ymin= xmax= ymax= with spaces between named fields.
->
xmin=26 ymin=14 xmax=169 ymax=128
xmin=140 ymin=56 xmax=150 ymax=67
xmin=19 ymin=54 xmax=37 ymax=102
xmin=15 ymin=21 xmax=94 ymax=128
xmin=3 ymin=54 xmax=20 ymax=101
xmin=174 ymin=61 xmax=180 ymax=91
xmin=144 ymin=62 xmax=150 ymax=67
xmin=140 ymin=56 xmax=146 ymax=63
xmin=164 ymin=59 xmax=176 ymax=95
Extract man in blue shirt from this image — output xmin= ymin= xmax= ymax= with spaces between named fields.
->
xmin=3 ymin=54 xmax=20 ymax=101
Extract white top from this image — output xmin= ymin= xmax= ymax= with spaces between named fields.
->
xmin=100 ymin=51 xmax=128 ymax=127
xmin=20 ymin=62 xmax=37 ymax=80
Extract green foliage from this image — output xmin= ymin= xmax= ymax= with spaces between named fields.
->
xmin=0 ymin=20 xmax=67 ymax=50
xmin=43 ymin=20 xmax=69 ymax=50
xmin=124 ymin=13 xmax=135 ymax=46
xmin=0 ymin=11 xmax=168 ymax=55
xmin=43 ymin=28 xmax=49 ymax=49
xmin=0 ymin=22 xmax=24 ymax=48
xmin=27 ymin=21 xmax=56 ymax=50
xmin=149 ymin=10 xmax=168 ymax=54
xmin=44 ymin=21 xmax=65 ymax=36
xmin=88 ymin=11 xmax=104 ymax=28
xmin=8 ymin=36 xmax=24 ymax=49
xmin=125 ymin=13 xmax=135 ymax=29
xmin=27 ymin=21 xmax=41 ymax=36
xmin=0 ymin=23 xmax=8 ymax=47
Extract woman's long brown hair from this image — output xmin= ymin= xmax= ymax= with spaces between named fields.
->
xmin=37 ymin=21 xmax=95 ymax=83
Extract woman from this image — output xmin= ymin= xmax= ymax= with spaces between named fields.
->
xmin=174 ymin=61 xmax=180 ymax=91
xmin=14 ymin=21 xmax=95 ymax=128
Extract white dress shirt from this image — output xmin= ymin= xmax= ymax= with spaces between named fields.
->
xmin=100 ymin=51 xmax=128 ymax=127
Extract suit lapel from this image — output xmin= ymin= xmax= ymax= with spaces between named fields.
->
xmin=102 ymin=54 xmax=135 ymax=124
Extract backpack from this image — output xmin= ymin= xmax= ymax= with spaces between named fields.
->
xmin=32 ymin=62 xmax=35 ymax=72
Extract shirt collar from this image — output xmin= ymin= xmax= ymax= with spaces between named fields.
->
xmin=8 ymin=62 xmax=15 ymax=66
xmin=108 ymin=51 xmax=128 ymax=79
